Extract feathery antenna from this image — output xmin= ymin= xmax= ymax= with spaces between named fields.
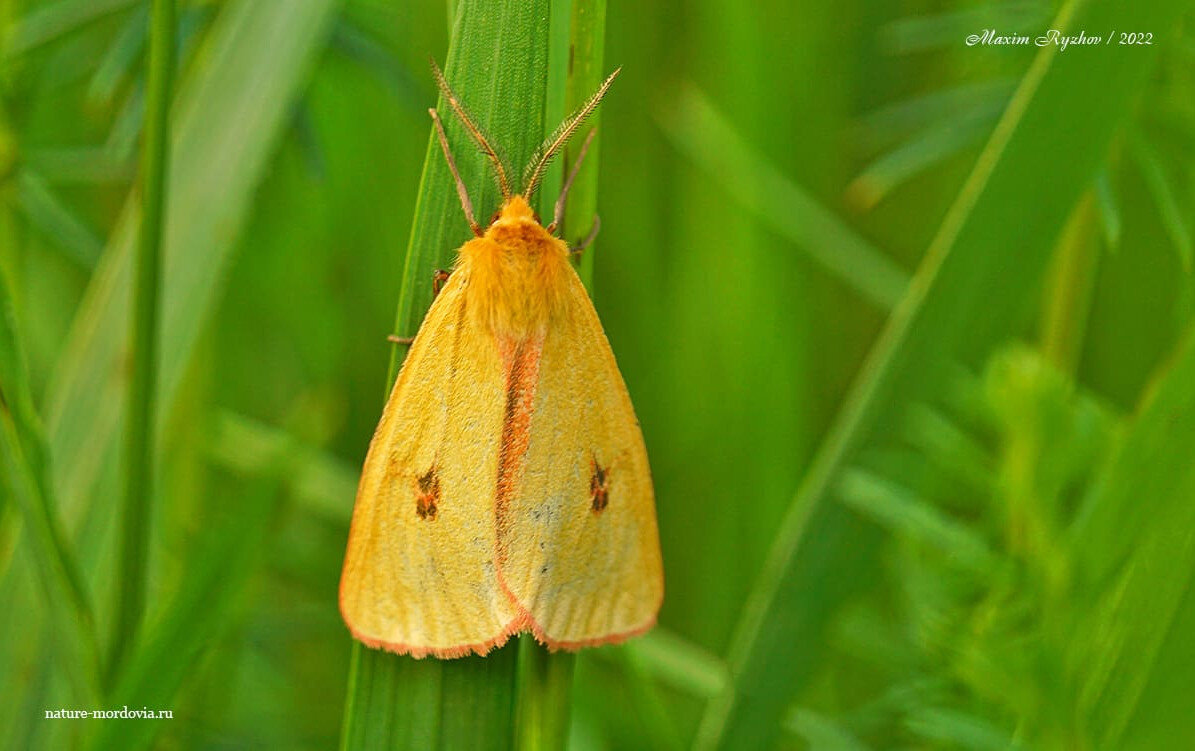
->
xmin=522 ymin=67 xmax=621 ymax=200
xmin=429 ymin=58 xmax=512 ymax=200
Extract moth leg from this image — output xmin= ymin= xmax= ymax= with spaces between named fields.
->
xmin=547 ymin=128 xmax=598 ymax=234
xmin=386 ymin=269 xmax=453 ymax=345
xmin=569 ymin=214 xmax=601 ymax=257
xmin=432 ymin=269 xmax=451 ymax=296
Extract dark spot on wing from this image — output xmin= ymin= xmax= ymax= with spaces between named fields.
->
xmin=416 ymin=467 xmax=440 ymax=520
xmin=590 ymin=459 xmax=609 ymax=513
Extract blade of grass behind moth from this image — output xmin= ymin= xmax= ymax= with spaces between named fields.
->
xmin=86 ymin=3 xmax=148 ymax=106
xmin=2 ymin=0 xmax=139 ymax=59
xmin=38 ymin=0 xmax=337 ymax=559
xmin=1068 ymin=323 xmax=1195 ymax=747
xmin=89 ymin=476 xmax=280 ymax=751
xmin=1129 ymin=131 xmax=1193 ymax=271
xmin=0 ymin=290 xmax=102 ymax=707
xmin=1038 ymin=191 xmax=1100 ymax=373
xmin=3 ymin=0 xmax=338 ymax=723
xmin=339 ymin=1 xmax=551 ymax=749
xmin=694 ymin=0 xmax=1187 ymax=748
xmin=660 ymin=87 xmax=908 ymax=312
xmin=512 ymin=1 xmax=607 ymax=748
xmin=844 ymin=101 xmax=1002 ymax=211
xmin=109 ymin=0 xmax=175 ymax=683
xmin=13 ymin=170 xmax=103 ymax=270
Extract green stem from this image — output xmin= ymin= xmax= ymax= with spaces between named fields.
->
xmin=111 ymin=0 xmax=174 ymax=680
xmin=514 ymin=638 xmax=576 ymax=751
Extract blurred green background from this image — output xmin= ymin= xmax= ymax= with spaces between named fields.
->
xmin=3 ymin=0 xmax=1195 ymax=748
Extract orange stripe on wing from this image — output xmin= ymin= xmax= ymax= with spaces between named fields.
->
xmin=494 ymin=335 xmax=544 ymax=561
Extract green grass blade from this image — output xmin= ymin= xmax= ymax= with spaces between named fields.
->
xmin=515 ymin=636 xmax=576 ymax=751
xmin=0 ymin=290 xmax=102 ymax=706
xmin=904 ymin=707 xmax=1023 ymax=751
xmin=619 ymin=628 xmax=728 ymax=700
xmin=109 ymin=0 xmax=175 ymax=682
xmin=23 ymin=147 xmax=133 ymax=185
xmin=13 ymin=170 xmax=103 ymax=269
xmin=836 ymin=468 xmax=996 ymax=572
xmin=846 ymin=102 xmax=1001 ymax=210
xmin=1093 ymin=167 xmax=1121 ymax=250
xmin=694 ymin=0 xmax=1186 ymax=747
xmin=854 ymin=78 xmax=1015 ymax=150
xmin=339 ymin=1 xmax=552 ymax=748
xmin=8 ymin=0 xmax=337 ymax=725
xmin=785 ymin=708 xmax=872 ymax=751
xmin=42 ymin=0 xmax=338 ymax=541
xmin=207 ymin=410 xmax=357 ymax=523
xmin=86 ymin=3 xmax=147 ymax=106
xmin=1038 ymin=192 xmax=1100 ymax=372
xmin=661 ymin=87 xmax=908 ymax=311
xmin=1129 ymin=132 xmax=1193 ymax=271
xmin=1070 ymin=325 xmax=1195 ymax=747
xmin=3 ymin=0 xmax=137 ymax=59
xmin=89 ymin=478 xmax=280 ymax=751
xmin=105 ymin=83 xmax=145 ymax=162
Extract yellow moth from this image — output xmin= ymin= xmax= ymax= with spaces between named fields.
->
xmin=339 ymin=63 xmax=663 ymax=658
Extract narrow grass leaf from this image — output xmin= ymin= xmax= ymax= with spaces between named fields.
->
xmin=846 ymin=101 xmax=1002 ymax=210
xmin=904 ymin=707 xmax=1022 ymax=751
xmin=207 ymin=411 xmax=357 ymax=524
xmin=104 ymin=83 xmax=144 ymax=162
xmin=618 ymin=628 xmax=728 ymax=700
xmin=0 ymin=292 xmax=101 ymax=706
xmin=89 ymin=478 xmax=280 ymax=751
xmin=695 ymin=1 xmax=1187 ymax=747
xmin=1093 ymin=167 xmax=1121 ymax=251
xmin=615 ymin=646 xmax=684 ymax=751
xmin=85 ymin=3 xmax=147 ymax=106
xmin=1070 ymin=325 xmax=1195 ymax=747
xmin=1129 ymin=132 xmax=1193 ymax=270
xmin=14 ymin=170 xmax=102 ymax=269
xmin=855 ymin=79 xmax=1015 ymax=150
xmin=23 ymin=147 xmax=133 ymax=185
xmin=559 ymin=0 xmax=607 ymax=289
xmin=784 ymin=708 xmax=872 ymax=751
xmin=901 ymin=404 xmax=994 ymax=495
xmin=109 ymin=0 xmax=177 ymax=680
xmin=662 ymin=86 xmax=908 ymax=311
xmin=836 ymin=468 xmax=995 ymax=572
xmin=43 ymin=0 xmax=339 ymax=539
xmin=3 ymin=0 xmax=137 ymax=59
xmin=7 ymin=0 xmax=338 ymax=723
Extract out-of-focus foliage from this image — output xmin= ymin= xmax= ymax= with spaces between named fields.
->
xmin=1 ymin=0 xmax=1194 ymax=748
